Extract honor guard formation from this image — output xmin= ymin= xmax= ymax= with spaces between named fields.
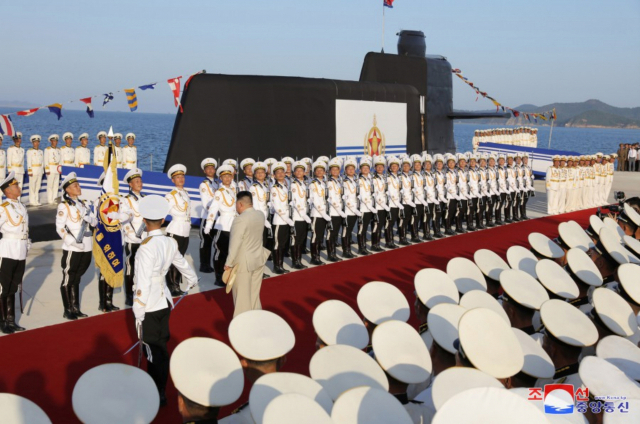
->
xmin=0 ymin=131 xmax=137 ymax=205
xmin=6 ymin=201 xmax=640 ymax=423
xmin=472 ymin=127 xmax=538 ymax=151
xmin=545 ymin=152 xmax=617 ymax=215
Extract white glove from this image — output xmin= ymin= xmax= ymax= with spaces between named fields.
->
xmin=322 ymin=213 xmax=331 ymax=222
xmin=204 ymin=221 xmax=213 ymax=234
xmin=82 ymin=214 xmax=94 ymax=224
xmin=27 ymin=238 xmax=32 ymax=251
xmin=285 ymin=217 xmax=295 ymax=226
xmin=355 ymin=209 xmax=362 ymax=217
xmin=265 ymin=220 xmax=272 ymax=229
xmin=303 ymin=215 xmax=311 ymax=224
xmin=339 ymin=210 xmax=347 ymax=218
xmin=383 ymin=204 xmax=390 ymax=212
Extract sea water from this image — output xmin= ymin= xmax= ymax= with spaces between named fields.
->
xmin=2 ymin=108 xmax=639 ymax=172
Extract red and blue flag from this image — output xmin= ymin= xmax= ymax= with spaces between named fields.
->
xmin=384 ymin=0 xmax=394 ymax=8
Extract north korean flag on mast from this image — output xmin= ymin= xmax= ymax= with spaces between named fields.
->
xmin=384 ymin=0 xmax=394 ymax=8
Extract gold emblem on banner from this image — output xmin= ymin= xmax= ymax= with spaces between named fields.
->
xmin=364 ymin=114 xmax=385 ymax=156
xmin=98 ymin=192 xmax=122 ymax=232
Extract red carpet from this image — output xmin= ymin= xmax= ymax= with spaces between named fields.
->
xmin=0 ymin=209 xmax=595 ymax=423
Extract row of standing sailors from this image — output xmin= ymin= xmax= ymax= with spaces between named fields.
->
xmin=472 ymin=127 xmax=538 ymax=151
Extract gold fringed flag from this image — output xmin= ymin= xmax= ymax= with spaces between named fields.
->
xmin=93 ymin=127 xmax=124 ymax=288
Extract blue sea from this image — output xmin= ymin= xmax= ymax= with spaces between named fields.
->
xmin=2 ymin=107 xmax=639 ymax=172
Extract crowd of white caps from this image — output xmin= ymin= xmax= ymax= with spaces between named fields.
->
xmin=5 ymin=203 xmax=640 ymax=423
xmin=472 ymin=127 xmax=539 ymax=149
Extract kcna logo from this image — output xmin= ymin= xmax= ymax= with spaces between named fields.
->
xmin=528 ymin=384 xmax=589 ymax=415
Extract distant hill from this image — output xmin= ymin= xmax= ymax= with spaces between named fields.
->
xmin=457 ymin=99 xmax=640 ymax=129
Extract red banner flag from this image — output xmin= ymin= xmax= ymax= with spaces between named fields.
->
xmin=17 ymin=108 xmax=40 ymax=116
xmin=167 ymin=77 xmax=183 ymax=112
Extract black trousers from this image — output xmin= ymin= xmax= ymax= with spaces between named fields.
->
xmin=359 ymin=212 xmax=373 ymax=238
xmin=143 ymin=307 xmax=171 ymax=397
xmin=199 ymin=221 xmax=214 ymax=270
xmin=167 ymin=234 xmax=189 ymax=289
xmin=414 ymin=204 xmax=424 ymax=232
xmin=439 ymin=201 xmax=448 ymax=228
xmin=375 ymin=210 xmax=387 ymax=241
xmin=388 ymin=207 xmax=399 ymax=235
xmin=273 ymin=224 xmax=290 ymax=253
xmin=212 ymin=230 xmax=230 ymax=277
xmin=399 ymin=205 xmax=413 ymax=235
xmin=60 ymin=250 xmax=91 ymax=289
xmin=446 ymin=199 xmax=457 ymax=227
xmin=125 ymin=243 xmax=140 ymax=300
xmin=263 ymin=226 xmax=271 ymax=250
xmin=497 ymin=193 xmax=506 ymax=221
xmin=292 ymin=221 xmax=308 ymax=248
xmin=342 ymin=215 xmax=357 ymax=245
xmin=0 ymin=258 xmax=25 ymax=297
xmin=327 ymin=216 xmax=342 ymax=245
xmin=311 ymin=217 xmax=327 ymax=246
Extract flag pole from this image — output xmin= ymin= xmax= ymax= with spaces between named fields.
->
xmin=381 ymin=3 xmax=385 ymax=53
xmin=548 ymin=116 xmax=555 ymax=149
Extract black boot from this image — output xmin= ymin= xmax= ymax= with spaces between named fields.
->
xmin=455 ymin=215 xmax=465 ymax=234
xmin=327 ymin=239 xmax=342 ymax=262
xmin=467 ymin=212 xmax=476 ymax=232
xmin=433 ymin=212 xmax=445 ymax=238
xmin=476 ymin=209 xmax=486 ymax=229
xmin=410 ymin=219 xmax=421 ymax=243
xmin=273 ymin=249 xmax=290 ymax=274
xmin=357 ymin=233 xmax=370 ymax=256
xmin=292 ymin=245 xmax=308 ymax=270
xmin=370 ymin=230 xmax=384 ymax=252
xmin=310 ymin=243 xmax=324 ymax=265
xmin=0 ymin=297 xmax=14 ymax=334
xmin=98 ymin=278 xmax=107 ymax=312
xmin=105 ymin=285 xmax=120 ymax=312
xmin=520 ymin=203 xmax=528 ymax=220
xmin=62 ymin=285 xmax=78 ymax=319
xmin=444 ymin=214 xmax=455 ymax=236
xmin=168 ymin=267 xmax=186 ymax=296
xmin=6 ymin=296 xmax=25 ymax=332
xmin=125 ymin=275 xmax=134 ymax=307
xmin=214 ymin=273 xmax=225 ymax=287
xmin=342 ymin=238 xmax=356 ymax=259
xmin=384 ymin=227 xmax=397 ymax=249
xmin=486 ymin=205 xmax=495 ymax=227
xmin=398 ymin=222 xmax=411 ymax=246
xmin=71 ymin=284 xmax=88 ymax=318
xmin=512 ymin=203 xmax=520 ymax=222
xmin=422 ymin=219 xmax=434 ymax=241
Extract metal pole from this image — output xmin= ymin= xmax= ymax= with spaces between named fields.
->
xmin=150 ymin=154 xmax=153 ymax=172
xmin=548 ymin=118 xmax=555 ymax=149
xmin=381 ymin=5 xmax=385 ymax=53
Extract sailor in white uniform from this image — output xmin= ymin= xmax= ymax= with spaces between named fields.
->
xmin=546 ymin=155 xmax=561 ymax=215
xmin=357 ymin=156 xmax=375 ymax=254
xmin=44 ymin=134 xmax=61 ymax=204
xmin=60 ymin=132 xmax=75 ymax=169
xmin=239 ymin=158 xmax=255 ymax=192
xmin=56 ymin=173 xmax=96 ymax=320
xmin=372 ymin=156 xmax=390 ymax=249
xmin=290 ymin=161 xmax=311 ymax=269
xmin=342 ymin=157 xmax=361 ymax=258
xmin=26 ymin=135 xmax=44 ymax=206
xmin=249 ymin=161 xmax=272 ymax=263
xmin=270 ymin=161 xmax=292 ymax=274
xmin=164 ymin=164 xmax=192 ymax=296
xmin=93 ymin=131 xmax=107 ymax=167
xmin=0 ymin=135 xmax=5 ymax=203
xmin=204 ymin=164 xmax=237 ymax=285
xmin=113 ymin=133 xmax=124 ymax=168
xmin=0 ymin=172 xmax=29 ymax=334
xmin=74 ymin=133 xmax=91 ymax=168
xmin=326 ymin=158 xmax=346 ymax=261
xmin=198 ymin=158 xmax=218 ymax=274
xmin=120 ymin=168 xmax=145 ymax=307
xmin=7 ymin=133 xmax=25 ymax=193
xmin=133 ymin=195 xmax=198 ymax=406
xmin=123 ymin=133 xmax=137 ymax=170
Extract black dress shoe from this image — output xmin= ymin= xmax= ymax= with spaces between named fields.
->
xmin=214 ymin=281 xmax=225 ymax=287
xmin=74 ymin=310 xmax=89 ymax=318
xmin=293 ymin=262 xmax=308 ymax=270
xmin=9 ymin=322 xmax=25 ymax=332
xmin=410 ymin=237 xmax=421 ymax=243
xmin=505 ymin=219 xmax=513 ymax=224
xmin=273 ymin=267 xmax=290 ymax=274
xmin=371 ymin=245 xmax=384 ymax=252
xmin=327 ymin=256 xmax=342 ymax=263
xmin=467 ymin=226 xmax=476 ymax=232
xmin=399 ymin=240 xmax=411 ymax=246
xmin=170 ymin=290 xmax=185 ymax=297
xmin=455 ymin=228 xmax=465 ymax=234
xmin=357 ymin=249 xmax=370 ymax=256
xmin=63 ymin=310 xmax=78 ymax=320
xmin=199 ymin=265 xmax=213 ymax=273
xmin=444 ymin=229 xmax=455 ymax=236
xmin=513 ymin=217 xmax=520 ymax=222
xmin=1 ymin=323 xmax=14 ymax=334
xmin=310 ymin=258 xmax=325 ymax=265
xmin=384 ymin=243 xmax=397 ymax=249
xmin=263 ymin=274 xmax=271 ymax=279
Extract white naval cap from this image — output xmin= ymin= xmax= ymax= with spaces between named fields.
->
xmin=528 ymin=232 xmax=565 ymax=259
xmin=170 ymin=337 xmax=244 ymax=407
xmin=312 ymin=299 xmax=369 ymax=349
xmin=0 ymin=393 xmax=51 ymax=424
xmin=228 ymin=310 xmax=295 ymax=361
xmin=557 ymin=220 xmax=595 ymax=251
xmin=264 ymin=157 xmax=277 ymax=167
xmin=240 ymin=157 xmax=256 ymax=169
xmin=459 ymin=290 xmax=510 ymax=325
xmin=216 ymin=164 xmax=234 ymax=177
xmin=328 ymin=157 xmax=341 ymax=168
xmin=292 ymin=160 xmax=307 ymax=172
xmin=60 ymin=172 xmax=79 ymax=191
xmin=139 ymin=195 xmax=170 ymax=220
xmin=253 ymin=161 xmax=267 ymax=172
xmin=427 ymin=303 xmax=467 ymax=354
xmin=30 ymin=134 xmax=41 ymax=142
xmin=126 ymin=132 xmax=136 ymax=140
xmin=432 ymin=387 xmax=547 ymax=424
xmin=473 ymin=249 xmax=510 ymax=281
xmin=63 ymin=132 xmax=73 ymax=140
xmin=78 ymin=132 xmax=89 ymax=140
xmin=373 ymin=155 xmax=386 ymax=167
xmin=591 ymin=287 xmax=637 ymax=337
xmin=359 ymin=157 xmax=372 ymax=168
xmin=167 ymin=163 xmax=186 ymax=179
xmin=343 ymin=157 xmax=357 ymax=169
xmin=357 ymin=281 xmax=410 ymax=325
xmin=263 ymin=393 xmax=333 ymax=424
xmin=97 ymin=131 xmax=107 ymax=139
xmin=539 ymin=299 xmax=598 ymax=347
xmin=534 ymin=259 xmax=580 ymax=300
xmin=0 ymin=171 xmax=18 ymax=192
xmin=331 ymin=386 xmax=413 ymax=424
xmin=280 ymin=156 xmax=294 ymax=164
xmin=585 ymin=215 xmax=604 ymax=239
xmin=500 ymin=269 xmax=549 ymax=311
xmin=624 ymin=203 xmax=640 ymax=226
xmin=316 ymin=155 xmax=330 ymax=163
xmin=428 ymin=367 xmax=504 ymax=411
xmin=415 ymin=268 xmax=459 ymax=308
xmin=312 ymin=160 xmax=326 ymax=171
xmin=272 ymin=161 xmax=287 ymax=173
xmin=511 ymin=328 xmax=554 ymax=379
xmin=200 ymin=157 xmax=217 ymax=170
xmin=624 ymin=235 xmax=640 ymax=259
xmin=565 ymin=247 xmax=603 ymax=287
xmin=579 ymin=356 xmax=640 ymax=400
xmin=506 ymin=245 xmax=539 ymax=279
xmin=250 ymin=373 xmax=333 ymax=424
xmin=371 ymin=320 xmax=432 ymax=384
xmin=47 ymin=134 xmax=59 ymax=141
xmin=223 ymin=158 xmax=237 ymax=169
xmin=599 ymin=227 xmax=640 ymax=265
xmin=597 ymin=335 xmax=640 ymax=382
xmin=603 ymin=216 xmax=626 ymax=241
xmin=618 ymin=263 xmax=640 ymax=305
xmin=458 ymin=308 xmax=524 ymax=379
xmin=72 ymin=363 xmax=159 ymax=424
xmin=124 ymin=168 xmax=143 ymax=183
xmin=386 ymin=156 xmax=400 ymax=167
xmin=113 ymin=133 xmax=122 ymax=140
xmin=446 ymin=257 xmax=487 ymax=293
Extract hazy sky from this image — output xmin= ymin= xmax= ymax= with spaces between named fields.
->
xmin=2 ymin=0 xmax=639 ymax=114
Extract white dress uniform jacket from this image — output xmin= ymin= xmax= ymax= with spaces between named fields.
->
xmin=358 ymin=175 xmax=375 ymax=214
xmin=93 ymin=144 xmax=107 ymax=167
xmin=497 ymin=166 xmax=508 ymax=195
xmin=133 ymin=229 xmax=198 ymax=318
xmin=205 ymin=185 xmax=237 ymax=232
xmin=343 ymin=176 xmax=361 ymax=216
xmin=0 ymin=199 xmax=29 ymax=260
xmin=0 ymin=149 xmax=6 ymax=182
xmin=445 ymin=169 xmax=458 ymax=201
xmin=165 ymin=188 xmax=192 ymax=237
xmin=26 ymin=148 xmax=44 ymax=176
xmin=373 ymin=174 xmax=389 ymax=211
xmin=412 ymin=172 xmax=427 ymax=206
xmin=238 ymin=177 xmax=253 ymax=192
xmin=120 ymin=193 xmax=146 ymax=244
xmin=7 ymin=146 xmax=24 ymax=177
xmin=487 ymin=166 xmax=498 ymax=197
xmin=122 ymin=145 xmax=137 ymax=169
xmin=250 ymin=180 xmax=271 ymax=228
xmin=434 ymin=170 xmax=447 ymax=203
xmin=327 ymin=177 xmax=346 ymax=217
xmin=74 ymin=146 xmax=91 ymax=167
xmin=309 ymin=178 xmax=330 ymax=220
xmin=56 ymin=198 xmax=96 ymax=252
xmin=291 ymin=178 xmax=311 ymax=222
xmin=44 ymin=146 xmax=61 ymax=204
xmin=270 ymin=181 xmax=293 ymax=226
xmin=387 ymin=173 xmax=401 ymax=209
xmin=115 ymin=146 xmax=124 ymax=168
xmin=60 ymin=146 xmax=75 ymax=166
xmin=457 ymin=168 xmax=471 ymax=200
xmin=199 ymin=177 xmax=217 ymax=219
xmin=400 ymin=172 xmax=416 ymax=207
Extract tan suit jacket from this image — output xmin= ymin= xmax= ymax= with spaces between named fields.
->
xmin=225 ymin=207 xmax=269 ymax=316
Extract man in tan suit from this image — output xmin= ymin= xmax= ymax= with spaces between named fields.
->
xmin=224 ymin=191 xmax=270 ymax=317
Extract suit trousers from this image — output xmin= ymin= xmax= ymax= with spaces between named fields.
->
xmin=231 ymin=268 xmax=263 ymax=317
xmin=0 ymin=258 xmax=25 ymax=297
xmin=29 ymin=173 xmax=42 ymax=205
xmin=199 ymin=220 xmax=215 ymax=270
xmin=46 ymin=173 xmax=60 ymax=204
xmin=166 ymin=234 xmax=189 ymax=289
xmin=143 ymin=307 xmax=171 ymax=397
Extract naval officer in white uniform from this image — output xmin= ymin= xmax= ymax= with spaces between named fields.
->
xmin=123 ymin=133 xmax=138 ymax=170
xmin=120 ymin=168 xmax=146 ymax=307
xmin=26 ymin=135 xmax=44 ymax=206
xmin=133 ymin=195 xmax=198 ymax=406
xmin=44 ymin=134 xmax=61 ymax=204
xmin=165 ymin=164 xmax=192 ymax=296
xmin=74 ymin=133 xmax=91 ymax=168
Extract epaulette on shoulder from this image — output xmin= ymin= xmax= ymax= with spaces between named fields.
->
xmin=1 ymin=201 xmax=9 ymax=207
xmin=170 ymin=189 xmax=177 ymax=195
xmin=252 ymin=181 xmax=261 ymax=186
xmin=141 ymin=236 xmax=154 ymax=245
xmin=45 ymin=146 xmax=51 ymax=149
xmin=217 ymin=187 xmax=225 ymax=192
